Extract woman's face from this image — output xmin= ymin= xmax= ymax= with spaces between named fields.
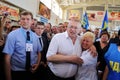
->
xmin=101 ymin=34 xmax=109 ymax=43
xmin=81 ymin=37 xmax=93 ymax=50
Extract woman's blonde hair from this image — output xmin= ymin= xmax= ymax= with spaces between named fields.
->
xmin=82 ymin=32 xmax=95 ymax=43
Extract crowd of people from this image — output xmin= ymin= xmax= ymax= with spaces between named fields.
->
xmin=0 ymin=10 xmax=120 ymax=80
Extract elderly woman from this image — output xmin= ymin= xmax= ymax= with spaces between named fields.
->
xmin=94 ymin=31 xmax=110 ymax=80
xmin=102 ymin=30 xmax=120 ymax=80
xmin=75 ymin=32 xmax=98 ymax=80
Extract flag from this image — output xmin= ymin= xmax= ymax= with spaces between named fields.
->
xmin=101 ymin=10 xmax=108 ymax=32
xmin=81 ymin=12 xmax=89 ymax=30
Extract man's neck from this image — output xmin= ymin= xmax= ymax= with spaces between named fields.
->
xmin=70 ymin=36 xmax=77 ymax=44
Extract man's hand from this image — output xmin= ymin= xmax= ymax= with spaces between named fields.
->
xmin=69 ymin=55 xmax=83 ymax=64
xmin=31 ymin=64 xmax=39 ymax=73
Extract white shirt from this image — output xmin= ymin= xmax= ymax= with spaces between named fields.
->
xmin=75 ymin=50 xmax=97 ymax=80
xmin=81 ymin=50 xmax=97 ymax=66
xmin=46 ymin=31 xmax=82 ymax=78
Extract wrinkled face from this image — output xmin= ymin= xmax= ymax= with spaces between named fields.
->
xmin=101 ymin=34 xmax=109 ymax=43
xmin=20 ymin=15 xmax=33 ymax=30
xmin=81 ymin=37 xmax=93 ymax=50
xmin=67 ymin=21 xmax=79 ymax=38
xmin=35 ymin=25 xmax=45 ymax=36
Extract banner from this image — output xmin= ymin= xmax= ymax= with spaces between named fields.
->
xmin=40 ymin=16 xmax=48 ymax=23
xmin=87 ymin=11 xmax=104 ymax=22
xmin=68 ymin=10 xmax=81 ymax=20
xmin=108 ymin=11 xmax=120 ymax=21
xmin=0 ymin=2 xmax=19 ymax=21
xmin=38 ymin=2 xmax=51 ymax=19
xmin=87 ymin=11 xmax=120 ymax=21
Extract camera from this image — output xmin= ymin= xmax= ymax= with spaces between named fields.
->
xmin=3 ymin=12 xmax=9 ymax=16
xmin=2 ymin=12 xmax=10 ymax=18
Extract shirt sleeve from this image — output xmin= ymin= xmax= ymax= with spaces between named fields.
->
xmin=46 ymin=35 xmax=59 ymax=58
xmin=37 ymin=37 xmax=42 ymax=52
xmin=81 ymin=51 xmax=97 ymax=66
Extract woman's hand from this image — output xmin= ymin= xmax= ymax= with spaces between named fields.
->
xmin=89 ymin=45 xmax=97 ymax=57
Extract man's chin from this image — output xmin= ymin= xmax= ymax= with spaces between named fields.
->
xmin=22 ymin=26 xmax=30 ymax=29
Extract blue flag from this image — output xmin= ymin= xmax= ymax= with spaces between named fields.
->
xmin=101 ymin=10 xmax=108 ymax=32
xmin=81 ymin=12 xmax=89 ymax=30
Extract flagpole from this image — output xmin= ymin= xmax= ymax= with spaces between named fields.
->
xmin=100 ymin=0 xmax=108 ymax=33
xmin=83 ymin=6 xmax=86 ymax=14
xmin=105 ymin=0 xmax=108 ymax=11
